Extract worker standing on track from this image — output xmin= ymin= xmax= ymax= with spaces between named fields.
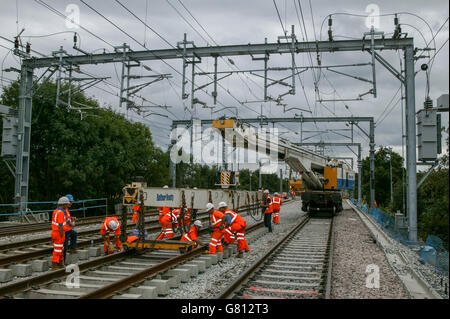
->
xmin=180 ymin=220 xmax=202 ymax=248
xmin=131 ymin=205 xmax=140 ymax=224
xmin=272 ymin=192 xmax=282 ymax=225
xmin=63 ymin=194 xmax=78 ymax=264
xmin=51 ymin=197 xmax=70 ymax=270
xmin=220 ymin=202 xmax=249 ymax=258
xmin=263 ymin=190 xmax=273 ymax=232
xmin=206 ymin=203 xmax=225 ymax=255
xmin=157 ymin=209 xmax=177 ymax=240
xmin=101 ymin=217 xmax=122 ymax=255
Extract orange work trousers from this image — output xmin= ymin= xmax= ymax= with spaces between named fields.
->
xmin=157 ymin=223 xmax=174 ymax=240
xmin=223 ymin=226 xmax=235 ymax=244
xmin=272 ymin=209 xmax=280 ymax=224
xmin=51 ymin=231 xmax=65 ymax=264
xmin=209 ymin=229 xmax=225 ymax=254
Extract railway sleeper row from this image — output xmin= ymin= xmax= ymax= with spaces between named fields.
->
xmin=229 ymin=218 xmax=333 ymax=299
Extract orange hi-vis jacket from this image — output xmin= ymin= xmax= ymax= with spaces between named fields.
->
xmin=181 ymin=226 xmax=199 ymax=242
xmin=183 ymin=208 xmax=192 ymax=226
xmin=158 ymin=206 xmax=170 ymax=222
xmin=271 ymin=196 xmax=282 ymax=211
xmin=264 ymin=196 xmax=273 ymax=214
xmin=224 ymin=209 xmax=246 ymax=229
xmin=223 ymin=209 xmax=249 ymax=252
xmin=131 ymin=205 xmax=139 ymax=224
xmin=52 ymin=208 xmax=67 ymax=232
xmin=171 ymin=208 xmax=181 ymax=227
xmin=211 ymin=210 xmax=224 ymax=229
xmin=101 ymin=217 xmax=121 ymax=236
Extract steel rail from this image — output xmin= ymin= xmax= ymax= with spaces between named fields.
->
xmin=216 ymin=216 xmax=311 ymax=299
xmin=324 ymin=217 xmax=335 ymax=299
xmin=77 ymin=221 xmax=265 ymax=299
xmin=0 ymin=203 xmax=270 ymax=298
xmin=0 ymin=210 xmax=159 ymax=238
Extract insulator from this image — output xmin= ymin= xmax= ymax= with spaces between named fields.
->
xmin=14 ymin=37 xmax=19 ymax=49
xmin=394 ymin=15 xmax=399 ymax=26
xmin=73 ymin=33 xmax=77 ymax=44
xmin=424 ymin=97 xmax=433 ymax=109
xmin=328 ymin=17 xmax=332 ymax=27
xmin=328 ymin=29 xmax=333 ymax=41
xmin=26 ymin=42 xmax=30 ymax=54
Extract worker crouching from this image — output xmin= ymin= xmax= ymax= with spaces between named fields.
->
xmin=101 ymin=217 xmax=122 ymax=255
xmin=51 ymin=197 xmax=71 ymax=270
xmin=219 ymin=202 xmax=249 ymax=258
xmin=180 ymin=220 xmax=202 ymax=248
xmin=157 ymin=209 xmax=177 ymax=240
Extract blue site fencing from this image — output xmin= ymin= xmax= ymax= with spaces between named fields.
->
xmin=0 ymin=198 xmax=108 ymax=219
xmin=350 ymin=197 xmax=449 ymax=277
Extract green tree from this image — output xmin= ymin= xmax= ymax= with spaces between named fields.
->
xmin=0 ymin=80 xmax=169 ymax=210
xmin=361 ymin=146 xmax=405 ymax=209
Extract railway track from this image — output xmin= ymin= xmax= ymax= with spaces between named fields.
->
xmin=216 ymin=216 xmax=334 ymax=299
xmin=0 ymin=211 xmax=159 ymax=238
xmin=0 ymin=220 xmax=266 ymax=299
xmin=0 ymin=203 xmax=266 ymax=288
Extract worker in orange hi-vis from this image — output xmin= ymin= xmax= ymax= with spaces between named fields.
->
xmin=206 ymin=203 xmax=225 ymax=255
xmin=180 ymin=220 xmax=203 ymax=248
xmin=271 ymin=192 xmax=282 ymax=225
xmin=131 ymin=205 xmax=140 ymax=225
xmin=220 ymin=202 xmax=249 ymax=258
xmin=183 ymin=208 xmax=192 ymax=227
xmin=157 ymin=209 xmax=177 ymax=240
xmin=218 ymin=202 xmax=235 ymax=246
xmin=51 ymin=197 xmax=71 ymax=270
xmin=101 ymin=217 xmax=121 ymax=255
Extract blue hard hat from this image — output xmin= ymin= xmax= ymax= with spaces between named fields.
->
xmin=65 ymin=194 xmax=74 ymax=203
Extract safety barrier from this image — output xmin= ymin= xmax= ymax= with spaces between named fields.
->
xmin=350 ymin=197 xmax=449 ymax=277
xmin=0 ymin=198 xmax=108 ymax=222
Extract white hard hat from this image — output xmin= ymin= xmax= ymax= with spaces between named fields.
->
xmin=218 ymin=202 xmax=227 ymax=208
xmin=57 ymin=196 xmax=70 ymax=205
xmin=206 ymin=203 xmax=214 ymax=211
xmin=108 ymin=220 xmax=119 ymax=231
xmin=264 ymin=190 xmax=269 ymax=194
xmin=275 ymin=192 xmax=279 ymax=196
xmin=193 ymin=220 xmax=203 ymax=228
xmin=163 ymin=185 xmax=169 ymax=189
xmin=193 ymin=187 xmax=198 ymax=189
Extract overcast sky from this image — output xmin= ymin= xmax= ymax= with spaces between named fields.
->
xmin=0 ymin=0 xmax=448 ymax=173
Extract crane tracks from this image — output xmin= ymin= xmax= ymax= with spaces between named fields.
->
xmin=217 ymin=217 xmax=334 ymax=299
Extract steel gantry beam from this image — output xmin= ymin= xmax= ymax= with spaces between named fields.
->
xmin=15 ymin=34 xmax=417 ymax=240
xmin=22 ymin=38 xmax=414 ymax=69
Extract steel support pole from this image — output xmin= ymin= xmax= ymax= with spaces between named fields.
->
xmin=357 ymin=144 xmax=362 ymax=204
xmin=279 ymin=168 xmax=283 ymax=194
xmin=369 ymin=120 xmax=375 ymax=209
xmin=259 ymin=161 xmax=262 ymax=190
xmin=389 ymin=148 xmax=393 ymax=205
xmin=169 ymin=124 xmax=176 ymax=188
xmin=14 ymin=65 xmax=33 ymax=212
xmin=404 ymin=46 xmax=418 ymax=241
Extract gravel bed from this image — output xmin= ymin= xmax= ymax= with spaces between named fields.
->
xmin=165 ymin=200 xmax=306 ymax=299
xmin=331 ymin=204 xmax=409 ymax=299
